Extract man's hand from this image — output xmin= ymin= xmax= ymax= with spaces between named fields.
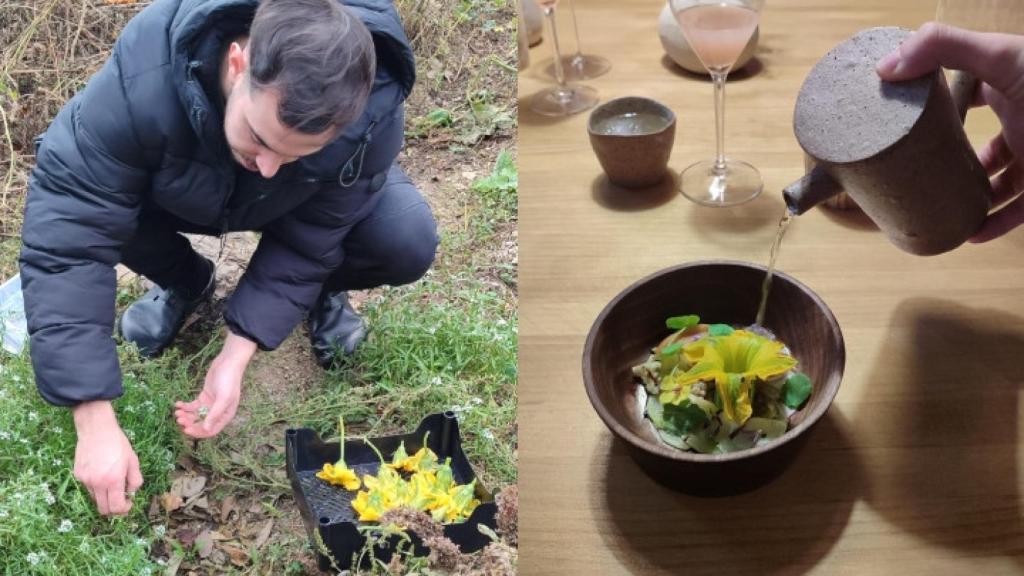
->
xmin=877 ymin=22 xmax=1024 ymax=242
xmin=72 ymin=400 xmax=143 ymax=516
xmin=174 ymin=330 xmax=257 ymax=438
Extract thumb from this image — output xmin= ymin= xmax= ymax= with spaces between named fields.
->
xmin=202 ymin=391 xmax=236 ymax=435
xmin=126 ymin=451 xmax=144 ymax=493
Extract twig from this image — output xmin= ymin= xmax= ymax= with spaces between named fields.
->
xmin=66 ymin=0 xmax=90 ymax=62
xmin=0 ymin=102 xmax=17 ymax=213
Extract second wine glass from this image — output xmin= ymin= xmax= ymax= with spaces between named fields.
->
xmin=671 ymin=0 xmax=764 ymax=206
xmin=531 ymin=0 xmax=598 ymax=116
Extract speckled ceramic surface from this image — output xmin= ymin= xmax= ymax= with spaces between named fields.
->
xmin=588 ymin=97 xmax=676 ymax=189
xmin=787 ymin=27 xmax=991 ymax=256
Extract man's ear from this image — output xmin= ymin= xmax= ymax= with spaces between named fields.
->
xmin=226 ymin=42 xmax=249 ymax=87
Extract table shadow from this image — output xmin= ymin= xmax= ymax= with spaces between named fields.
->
xmin=591 ymin=172 xmax=678 ymax=212
xmin=593 ymin=410 xmax=863 ymax=576
xmin=684 ymin=191 xmax=786 ymax=244
xmin=518 ymin=94 xmax=593 ymax=127
xmin=857 ymin=298 xmax=1024 ymax=570
xmin=659 ymin=55 xmax=765 ymax=83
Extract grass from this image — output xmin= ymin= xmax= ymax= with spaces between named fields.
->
xmin=0 ymin=348 xmax=199 ymax=575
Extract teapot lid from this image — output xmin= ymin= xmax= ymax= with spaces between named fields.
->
xmin=794 ymin=27 xmax=935 ymax=164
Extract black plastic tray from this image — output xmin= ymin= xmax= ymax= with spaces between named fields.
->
xmin=286 ymin=412 xmax=497 ymax=572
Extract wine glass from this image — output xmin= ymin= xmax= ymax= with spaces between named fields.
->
xmin=560 ymin=0 xmax=612 ymax=80
xmin=670 ymin=0 xmax=764 ymax=206
xmin=530 ymin=0 xmax=598 ymax=116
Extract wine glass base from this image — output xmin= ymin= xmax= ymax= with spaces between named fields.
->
xmin=679 ymin=159 xmax=763 ymax=207
xmin=550 ymin=54 xmax=612 ymax=81
xmin=530 ymin=84 xmax=599 ymax=117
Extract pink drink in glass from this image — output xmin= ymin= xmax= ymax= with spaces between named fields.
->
xmin=675 ymin=4 xmax=758 ymax=72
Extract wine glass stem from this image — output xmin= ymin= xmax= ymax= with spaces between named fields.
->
xmin=566 ymin=0 xmax=584 ymax=63
xmin=712 ymin=71 xmax=728 ymax=174
xmin=544 ymin=6 xmax=569 ymax=89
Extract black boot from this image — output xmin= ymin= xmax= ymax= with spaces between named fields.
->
xmin=309 ymin=291 xmax=366 ymax=368
xmin=119 ymin=256 xmax=215 ymax=358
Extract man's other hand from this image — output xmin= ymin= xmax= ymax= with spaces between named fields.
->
xmin=72 ymin=400 xmax=143 ymax=516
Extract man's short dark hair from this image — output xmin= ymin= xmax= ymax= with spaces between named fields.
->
xmin=248 ymin=0 xmax=376 ymax=135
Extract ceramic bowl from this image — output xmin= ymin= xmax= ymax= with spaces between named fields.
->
xmin=582 ymin=261 xmax=845 ymax=495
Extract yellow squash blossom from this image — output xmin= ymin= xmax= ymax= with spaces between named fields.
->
xmin=316 ymin=463 xmax=361 ymax=491
xmin=351 ymin=452 xmax=480 ymax=524
xmin=659 ymin=330 xmax=797 ymax=425
xmin=316 ymin=415 xmax=362 ymax=491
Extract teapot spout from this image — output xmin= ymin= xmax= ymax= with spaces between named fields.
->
xmin=782 ymin=163 xmax=844 ymax=215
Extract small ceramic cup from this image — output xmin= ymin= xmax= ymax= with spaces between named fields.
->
xmin=588 ymin=96 xmax=676 ymax=189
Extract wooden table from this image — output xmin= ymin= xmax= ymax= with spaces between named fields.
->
xmin=518 ymin=1 xmax=1024 ymax=574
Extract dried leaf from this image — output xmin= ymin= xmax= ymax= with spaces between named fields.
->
xmin=164 ymin=551 xmax=184 ymax=576
xmin=209 ymin=548 xmax=227 ymax=566
xmin=223 ymin=545 xmax=250 ymax=567
xmin=175 ymin=527 xmax=198 ymax=547
xmin=254 ymin=519 xmax=273 ymax=550
xmin=195 ymin=529 xmax=214 ymax=559
xmin=208 ymin=530 xmax=229 ymax=542
xmin=219 ymin=495 xmax=238 ymax=524
xmin=160 ymin=492 xmax=184 ymax=513
xmin=148 ymin=495 xmax=162 ymax=519
xmin=180 ymin=475 xmax=207 ymax=499
xmin=186 ymin=495 xmax=209 ymax=511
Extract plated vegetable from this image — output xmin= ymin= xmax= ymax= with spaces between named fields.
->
xmin=632 ymin=314 xmax=813 ymax=454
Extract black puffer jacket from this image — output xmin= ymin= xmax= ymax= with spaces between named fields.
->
xmin=19 ymin=0 xmax=415 ymax=406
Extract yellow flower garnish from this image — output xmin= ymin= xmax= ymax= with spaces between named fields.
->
xmin=659 ymin=330 xmax=797 ymax=425
xmin=316 ymin=463 xmax=361 ymax=491
xmin=316 ymin=415 xmax=361 ymax=491
xmin=351 ymin=445 xmax=480 ymax=524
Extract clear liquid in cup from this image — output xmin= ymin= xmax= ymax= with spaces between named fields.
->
xmin=674 ymin=3 xmax=759 ymax=72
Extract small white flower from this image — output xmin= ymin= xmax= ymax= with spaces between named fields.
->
xmin=0 ymin=430 xmax=9 ymax=440
xmin=26 ymin=552 xmax=41 ymax=566
xmin=58 ymin=519 xmax=73 ymax=533
xmin=135 ymin=537 xmax=147 ymax=546
xmin=44 ymin=493 xmax=56 ymax=506
xmin=18 ymin=437 xmax=28 ymax=444
xmin=52 ymin=458 xmax=61 ymax=466
xmin=12 ymin=374 xmax=21 ymax=382
xmin=0 ymin=509 xmax=8 ymax=518
xmin=78 ymin=542 xmax=90 ymax=553
xmin=481 ymin=429 xmax=495 ymax=441
xmin=40 ymin=482 xmax=49 ymax=491
xmin=154 ymin=525 xmax=166 ymax=537
xmin=430 ymin=376 xmax=443 ymax=386
xmin=27 ymin=411 xmax=38 ymax=422
xmin=156 ymin=559 xmax=167 ymax=566
xmin=52 ymin=426 xmax=63 ymax=435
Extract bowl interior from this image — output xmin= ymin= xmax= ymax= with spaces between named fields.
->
xmin=588 ymin=96 xmax=675 ymax=137
xmin=583 ymin=261 xmax=845 ymax=462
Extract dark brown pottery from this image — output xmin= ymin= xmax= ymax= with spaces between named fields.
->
xmin=588 ymin=96 xmax=676 ymax=189
xmin=582 ymin=261 xmax=845 ymax=496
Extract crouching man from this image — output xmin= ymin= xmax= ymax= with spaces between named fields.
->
xmin=19 ymin=0 xmax=436 ymax=516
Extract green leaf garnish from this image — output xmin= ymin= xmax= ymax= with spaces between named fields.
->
xmin=708 ymin=324 xmax=734 ymax=336
xmin=781 ymin=372 xmax=813 ymax=409
xmin=661 ymin=400 xmax=709 ymax=435
xmin=666 ymin=315 xmax=700 ymax=330
xmin=660 ymin=342 xmax=683 ymax=357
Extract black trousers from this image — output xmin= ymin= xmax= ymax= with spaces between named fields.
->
xmin=119 ymin=165 xmax=438 ymax=295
